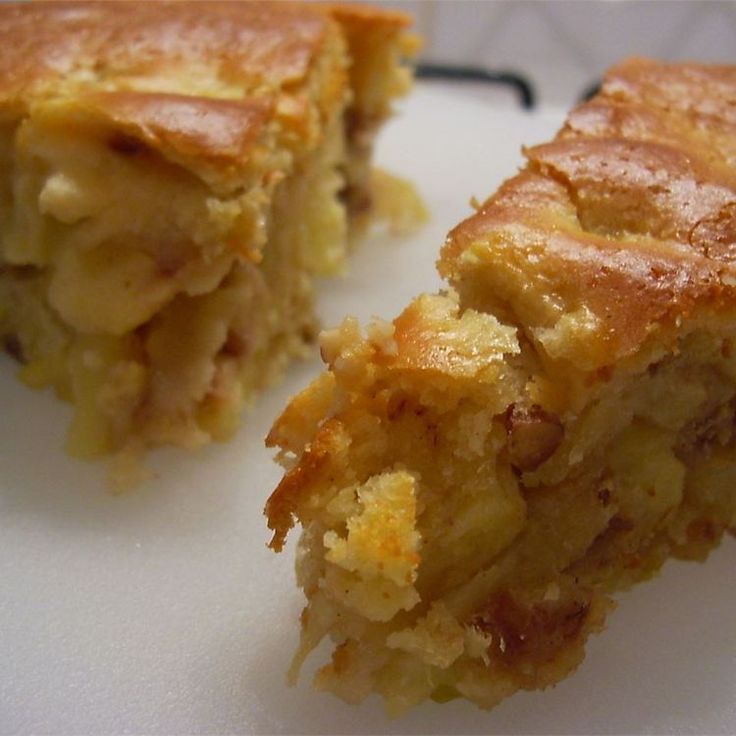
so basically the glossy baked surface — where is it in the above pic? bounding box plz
[442,58,736,370]
[0,2,408,167]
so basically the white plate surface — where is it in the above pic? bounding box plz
[1,83,735,735]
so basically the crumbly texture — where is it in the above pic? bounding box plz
[0,1,414,484]
[265,58,736,714]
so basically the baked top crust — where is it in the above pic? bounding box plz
[0,1,409,167]
[0,1,407,98]
[441,58,736,372]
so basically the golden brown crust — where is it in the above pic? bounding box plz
[0,1,410,164]
[47,92,274,169]
[266,417,349,552]
[444,171,735,368]
[441,58,736,371]
[324,2,411,27]
[603,57,736,125]
[0,2,329,99]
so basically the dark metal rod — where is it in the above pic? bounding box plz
[414,63,536,110]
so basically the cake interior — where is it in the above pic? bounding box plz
[266,292,736,713]
[0,99,353,481]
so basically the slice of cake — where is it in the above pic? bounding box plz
[0,1,415,485]
[265,58,736,714]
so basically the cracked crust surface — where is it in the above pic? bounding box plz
[0,1,409,174]
[441,58,736,372]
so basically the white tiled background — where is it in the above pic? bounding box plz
[384,1,736,106]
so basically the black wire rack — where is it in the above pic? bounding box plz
[415,63,603,108]
[414,63,536,110]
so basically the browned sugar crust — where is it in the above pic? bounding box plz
[441,58,736,372]
[0,2,409,164]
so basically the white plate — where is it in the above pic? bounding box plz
[2,83,734,735]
